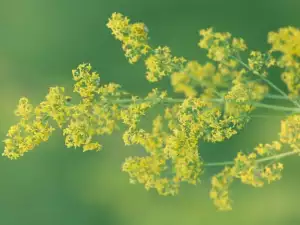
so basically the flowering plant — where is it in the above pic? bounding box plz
[4,13,300,211]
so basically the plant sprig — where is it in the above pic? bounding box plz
[4,12,300,211]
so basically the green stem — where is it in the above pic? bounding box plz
[265,94,290,100]
[249,102,300,113]
[204,150,300,167]
[231,55,300,108]
[251,114,285,118]
[109,97,300,113]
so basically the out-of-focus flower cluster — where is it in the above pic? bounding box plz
[269,27,300,97]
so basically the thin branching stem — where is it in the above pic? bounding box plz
[231,55,300,108]
[109,97,300,113]
[204,150,300,167]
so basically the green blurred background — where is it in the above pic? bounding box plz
[1,0,300,224]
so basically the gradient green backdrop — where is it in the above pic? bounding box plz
[1,0,300,224]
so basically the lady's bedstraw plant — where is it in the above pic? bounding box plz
[3,12,300,211]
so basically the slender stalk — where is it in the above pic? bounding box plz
[265,94,291,100]
[204,150,300,167]
[249,102,300,113]
[108,97,300,113]
[251,114,285,118]
[231,55,300,108]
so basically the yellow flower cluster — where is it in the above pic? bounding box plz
[145,46,186,82]
[122,112,203,194]
[171,61,216,97]
[121,97,204,195]
[106,12,150,64]
[224,80,268,116]
[122,116,177,195]
[199,28,247,62]
[14,97,33,120]
[3,98,55,159]
[107,13,186,82]
[280,115,300,150]
[72,63,103,101]
[64,64,121,151]
[248,51,275,76]
[38,87,70,127]
[4,13,300,211]
[176,99,245,142]
[4,64,123,157]
[210,167,233,211]
[210,141,283,211]
[268,27,300,96]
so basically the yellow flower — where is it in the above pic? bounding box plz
[4,12,300,212]
[14,97,33,120]
[107,12,150,64]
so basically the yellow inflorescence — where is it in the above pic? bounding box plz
[268,27,300,97]
[248,51,275,76]
[280,115,300,150]
[3,13,300,211]
[211,141,283,211]
[106,12,150,64]
[145,46,186,82]
[199,27,247,62]
[4,97,55,159]
[107,13,186,82]
[171,61,216,97]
